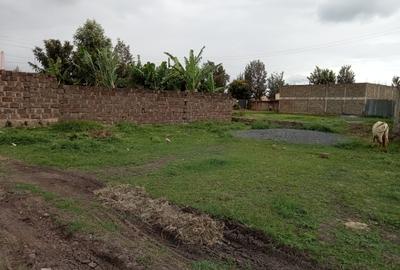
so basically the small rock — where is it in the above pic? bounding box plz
[344,221,369,230]
[88,262,97,268]
[28,253,36,259]
[11,143,17,147]
[43,213,50,218]
[165,138,171,143]
[319,153,330,159]
[79,258,91,264]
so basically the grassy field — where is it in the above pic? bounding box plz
[0,113,399,269]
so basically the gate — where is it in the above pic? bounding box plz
[365,100,395,117]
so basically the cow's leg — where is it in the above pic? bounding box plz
[383,132,389,152]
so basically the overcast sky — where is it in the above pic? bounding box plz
[0,0,399,85]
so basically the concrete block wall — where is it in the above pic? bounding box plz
[279,83,395,116]
[0,71,234,127]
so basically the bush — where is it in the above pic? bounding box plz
[50,139,103,152]
[51,121,103,133]
[251,121,271,130]
[115,122,141,133]
[302,123,334,133]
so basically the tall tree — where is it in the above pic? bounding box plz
[267,72,285,99]
[198,61,229,92]
[114,39,133,87]
[205,61,230,88]
[244,60,267,100]
[228,79,251,100]
[73,19,112,55]
[337,65,355,84]
[164,47,216,92]
[72,19,112,85]
[29,39,74,84]
[392,76,400,135]
[307,66,336,85]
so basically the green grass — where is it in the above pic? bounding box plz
[234,111,387,134]
[1,116,399,269]
[192,260,237,270]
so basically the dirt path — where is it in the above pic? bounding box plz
[0,157,324,270]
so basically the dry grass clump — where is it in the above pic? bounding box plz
[89,129,113,139]
[94,185,224,246]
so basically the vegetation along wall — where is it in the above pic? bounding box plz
[279,83,397,116]
[0,71,234,127]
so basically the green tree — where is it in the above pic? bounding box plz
[244,60,267,100]
[392,76,400,135]
[29,39,74,84]
[337,65,355,84]
[72,19,112,85]
[164,47,216,92]
[114,38,133,87]
[307,66,336,85]
[73,19,111,55]
[228,79,251,100]
[267,72,285,99]
[204,61,230,88]
[129,59,183,91]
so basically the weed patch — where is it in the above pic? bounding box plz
[0,132,49,145]
[51,120,103,133]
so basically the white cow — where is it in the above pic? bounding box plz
[372,121,389,152]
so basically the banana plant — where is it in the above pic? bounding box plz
[81,48,119,89]
[164,46,215,92]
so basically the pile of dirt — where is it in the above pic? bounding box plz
[95,185,224,246]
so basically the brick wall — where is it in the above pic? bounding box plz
[248,100,279,112]
[0,71,234,127]
[279,83,396,116]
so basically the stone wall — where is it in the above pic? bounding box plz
[0,71,233,127]
[279,83,396,116]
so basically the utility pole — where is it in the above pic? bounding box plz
[0,51,4,70]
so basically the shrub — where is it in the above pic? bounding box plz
[251,121,271,130]
[115,122,141,133]
[302,123,334,133]
[51,121,103,133]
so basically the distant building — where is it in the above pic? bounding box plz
[279,83,397,117]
